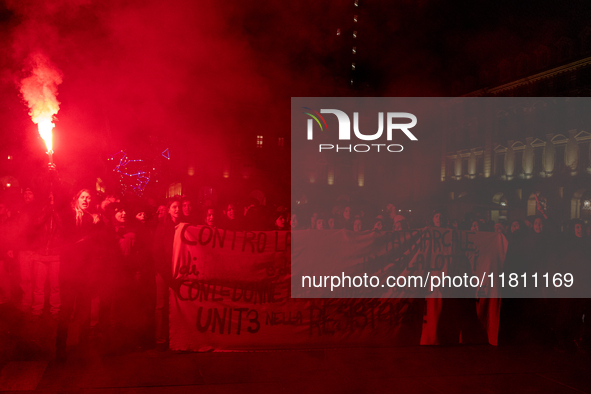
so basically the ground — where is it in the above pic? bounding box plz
[1,308,589,393]
[1,343,590,392]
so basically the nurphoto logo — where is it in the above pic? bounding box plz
[303,107,418,153]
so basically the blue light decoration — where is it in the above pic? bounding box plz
[107,150,160,195]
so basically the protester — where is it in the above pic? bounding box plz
[152,197,184,351]
[56,189,101,362]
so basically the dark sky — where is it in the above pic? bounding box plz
[0,0,589,189]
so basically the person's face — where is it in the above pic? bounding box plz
[182,201,191,217]
[394,221,403,231]
[354,219,362,232]
[374,221,383,231]
[276,216,286,229]
[574,223,583,238]
[115,209,126,224]
[316,219,324,230]
[206,209,214,226]
[157,205,166,219]
[433,213,442,227]
[101,196,117,211]
[78,192,92,211]
[471,221,480,232]
[226,205,235,220]
[343,207,351,220]
[311,213,318,227]
[23,190,34,203]
[534,218,543,234]
[291,214,298,228]
[136,212,146,223]
[328,218,335,229]
[388,205,396,219]
[169,201,180,220]
[494,223,504,233]
[511,221,520,233]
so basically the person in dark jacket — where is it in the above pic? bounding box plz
[56,189,101,362]
[152,197,184,350]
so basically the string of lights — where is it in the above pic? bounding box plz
[107,148,170,195]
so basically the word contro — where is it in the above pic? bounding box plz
[181,225,291,253]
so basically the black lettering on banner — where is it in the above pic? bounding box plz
[232,284,242,302]
[265,311,303,326]
[257,232,267,253]
[247,309,260,333]
[274,232,285,252]
[199,226,213,246]
[196,307,212,333]
[212,228,226,249]
[212,307,227,334]
[442,230,451,248]
[243,231,256,252]
[181,224,197,245]
[235,308,247,335]
[309,302,336,336]
[421,229,432,252]
[432,230,443,253]
[212,283,223,302]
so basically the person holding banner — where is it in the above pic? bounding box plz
[153,197,184,351]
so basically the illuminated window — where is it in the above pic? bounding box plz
[336,28,341,36]
[354,0,359,6]
[256,135,263,148]
[353,30,357,38]
[167,182,182,198]
[354,15,358,22]
[352,47,356,55]
[351,79,354,85]
[278,137,284,148]
[352,62,356,70]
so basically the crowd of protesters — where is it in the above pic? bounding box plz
[0,181,290,362]
[1,185,589,362]
[292,196,591,353]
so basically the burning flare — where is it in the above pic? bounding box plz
[20,52,63,154]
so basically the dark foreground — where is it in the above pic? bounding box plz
[1,333,590,393]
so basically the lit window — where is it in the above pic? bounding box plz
[352,47,356,54]
[353,30,357,38]
[336,28,341,36]
[353,15,358,22]
[7,155,12,160]
[352,62,356,70]
[354,0,359,6]
[351,79,354,85]
[278,137,284,148]
[256,135,263,148]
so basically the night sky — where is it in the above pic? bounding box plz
[0,0,589,195]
